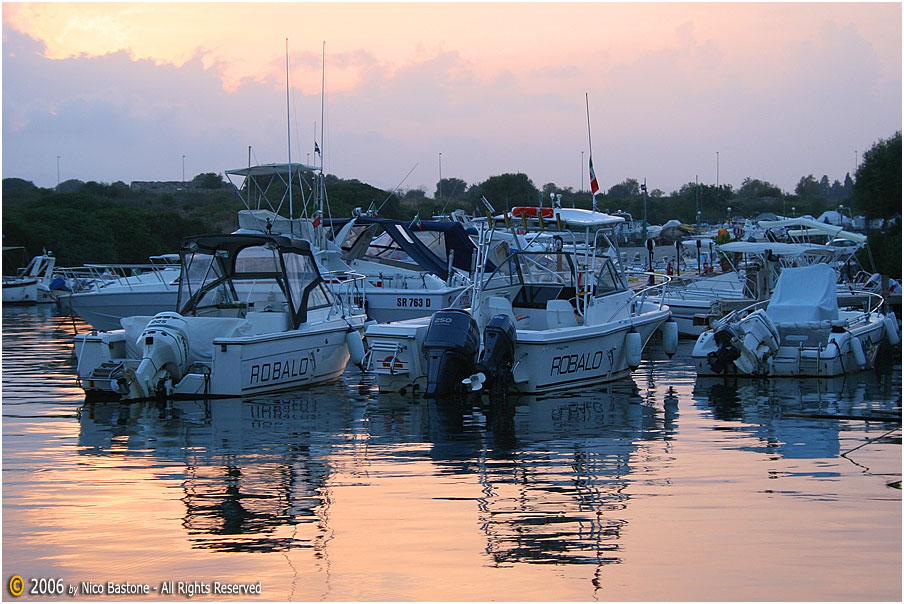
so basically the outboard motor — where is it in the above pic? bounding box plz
[423,309,480,398]
[474,314,517,396]
[121,312,190,399]
[706,327,741,374]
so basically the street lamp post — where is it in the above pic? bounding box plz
[182,155,186,183]
[641,179,648,241]
[438,152,443,200]
[695,174,699,233]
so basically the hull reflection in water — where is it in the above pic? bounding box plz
[78,391,367,554]
[473,380,664,568]
[694,372,901,460]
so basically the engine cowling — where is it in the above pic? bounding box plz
[123,312,190,399]
[474,314,517,396]
[422,309,480,398]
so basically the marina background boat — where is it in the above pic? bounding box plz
[3,304,899,601]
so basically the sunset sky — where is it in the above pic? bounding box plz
[2,2,901,198]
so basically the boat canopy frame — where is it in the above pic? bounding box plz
[176,233,333,329]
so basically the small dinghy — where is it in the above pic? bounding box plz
[74,233,367,400]
[692,263,898,377]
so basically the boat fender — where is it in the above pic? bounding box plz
[850,335,867,368]
[346,330,366,368]
[625,329,642,369]
[661,320,678,358]
[883,315,900,346]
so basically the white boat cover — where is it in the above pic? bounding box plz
[495,207,624,227]
[225,162,319,177]
[235,209,318,242]
[718,241,830,257]
[756,217,867,243]
[765,264,839,324]
[121,315,254,363]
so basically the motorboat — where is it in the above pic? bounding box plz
[658,241,837,337]
[74,233,368,400]
[320,216,475,323]
[2,249,65,304]
[58,255,182,330]
[691,263,899,377]
[365,207,676,397]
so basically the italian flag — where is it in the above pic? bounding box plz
[589,156,599,195]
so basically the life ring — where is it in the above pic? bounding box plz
[511,206,554,219]
[733,226,743,239]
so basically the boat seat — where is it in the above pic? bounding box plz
[488,296,516,322]
[546,299,577,328]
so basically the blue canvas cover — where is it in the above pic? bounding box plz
[324,217,477,280]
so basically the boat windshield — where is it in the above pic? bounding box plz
[595,258,627,294]
[484,251,577,290]
[178,240,334,324]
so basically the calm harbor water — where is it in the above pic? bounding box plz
[2,305,901,601]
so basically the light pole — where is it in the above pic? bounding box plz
[182,155,186,183]
[581,151,584,193]
[695,174,699,233]
[641,179,648,241]
[56,156,60,189]
[716,151,719,187]
[438,152,443,200]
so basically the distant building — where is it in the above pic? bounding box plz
[130,180,203,193]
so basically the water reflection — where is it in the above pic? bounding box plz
[78,390,366,555]
[693,371,901,477]
[75,377,671,570]
[475,383,651,568]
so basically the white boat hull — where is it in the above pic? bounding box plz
[366,305,670,395]
[75,317,361,399]
[508,309,668,393]
[3,279,39,304]
[363,286,470,323]
[692,314,889,377]
[66,288,178,331]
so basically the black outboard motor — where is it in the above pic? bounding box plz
[423,309,480,398]
[706,327,741,374]
[475,314,517,396]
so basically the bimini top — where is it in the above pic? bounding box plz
[323,216,476,280]
[756,217,867,243]
[181,233,312,258]
[499,207,625,228]
[225,162,320,178]
[718,241,832,257]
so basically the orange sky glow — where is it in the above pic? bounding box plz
[3,2,901,194]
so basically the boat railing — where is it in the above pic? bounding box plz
[711,290,886,332]
[628,273,672,312]
[55,263,180,294]
[321,269,368,318]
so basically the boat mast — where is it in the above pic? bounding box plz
[286,38,293,223]
[585,92,596,213]
[318,40,326,248]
